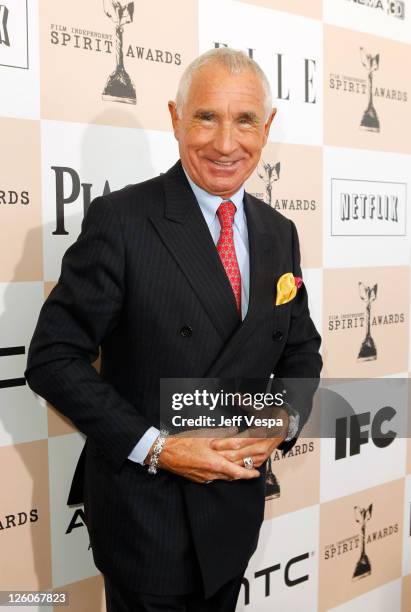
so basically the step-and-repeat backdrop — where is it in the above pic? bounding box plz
[1,1,410,610]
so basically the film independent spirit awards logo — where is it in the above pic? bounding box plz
[265,442,315,500]
[49,0,182,106]
[328,281,405,362]
[324,501,399,581]
[253,160,316,213]
[329,46,408,133]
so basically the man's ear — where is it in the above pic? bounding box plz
[168,101,180,140]
[262,107,277,146]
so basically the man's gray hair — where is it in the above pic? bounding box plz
[175,47,273,120]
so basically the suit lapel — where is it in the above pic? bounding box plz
[150,161,282,369]
[149,161,241,343]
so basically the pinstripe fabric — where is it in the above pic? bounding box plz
[24,160,322,597]
[104,569,244,610]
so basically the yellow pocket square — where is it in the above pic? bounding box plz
[276,273,302,306]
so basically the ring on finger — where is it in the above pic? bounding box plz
[243,456,254,470]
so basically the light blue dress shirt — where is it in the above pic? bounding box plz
[127,169,250,465]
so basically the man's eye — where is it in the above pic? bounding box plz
[238,117,253,126]
[201,114,214,121]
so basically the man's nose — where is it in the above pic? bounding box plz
[212,122,237,155]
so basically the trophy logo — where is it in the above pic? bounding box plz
[265,455,281,500]
[257,160,280,207]
[357,282,378,362]
[102,0,136,105]
[359,47,380,133]
[352,504,373,581]
[0,5,10,47]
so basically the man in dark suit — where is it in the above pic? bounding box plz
[25,48,322,611]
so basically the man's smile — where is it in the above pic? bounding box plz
[204,158,244,172]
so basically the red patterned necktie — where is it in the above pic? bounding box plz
[216,201,241,315]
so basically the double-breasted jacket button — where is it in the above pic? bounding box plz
[180,325,193,337]
[272,330,283,341]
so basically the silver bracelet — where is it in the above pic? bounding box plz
[148,429,169,475]
[283,404,300,442]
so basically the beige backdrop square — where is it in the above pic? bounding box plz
[0,440,51,589]
[322,267,409,377]
[403,574,411,612]
[236,0,322,20]
[40,0,198,129]
[0,118,42,282]
[324,25,411,153]
[246,142,322,268]
[47,407,77,438]
[54,575,106,612]
[408,374,411,475]
[319,478,404,611]
[264,438,320,520]
[265,395,321,519]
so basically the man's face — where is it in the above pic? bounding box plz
[169,63,276,199]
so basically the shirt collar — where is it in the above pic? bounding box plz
[182,166,245,229]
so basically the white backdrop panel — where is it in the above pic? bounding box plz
[41,120,179,280]
[198,0,323,146]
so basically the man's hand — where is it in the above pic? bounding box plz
[144,428,261,484]
[209,409,290,468]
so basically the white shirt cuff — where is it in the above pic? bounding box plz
[127,426,160,465]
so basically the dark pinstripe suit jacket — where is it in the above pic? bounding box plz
[25,160,322,597]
